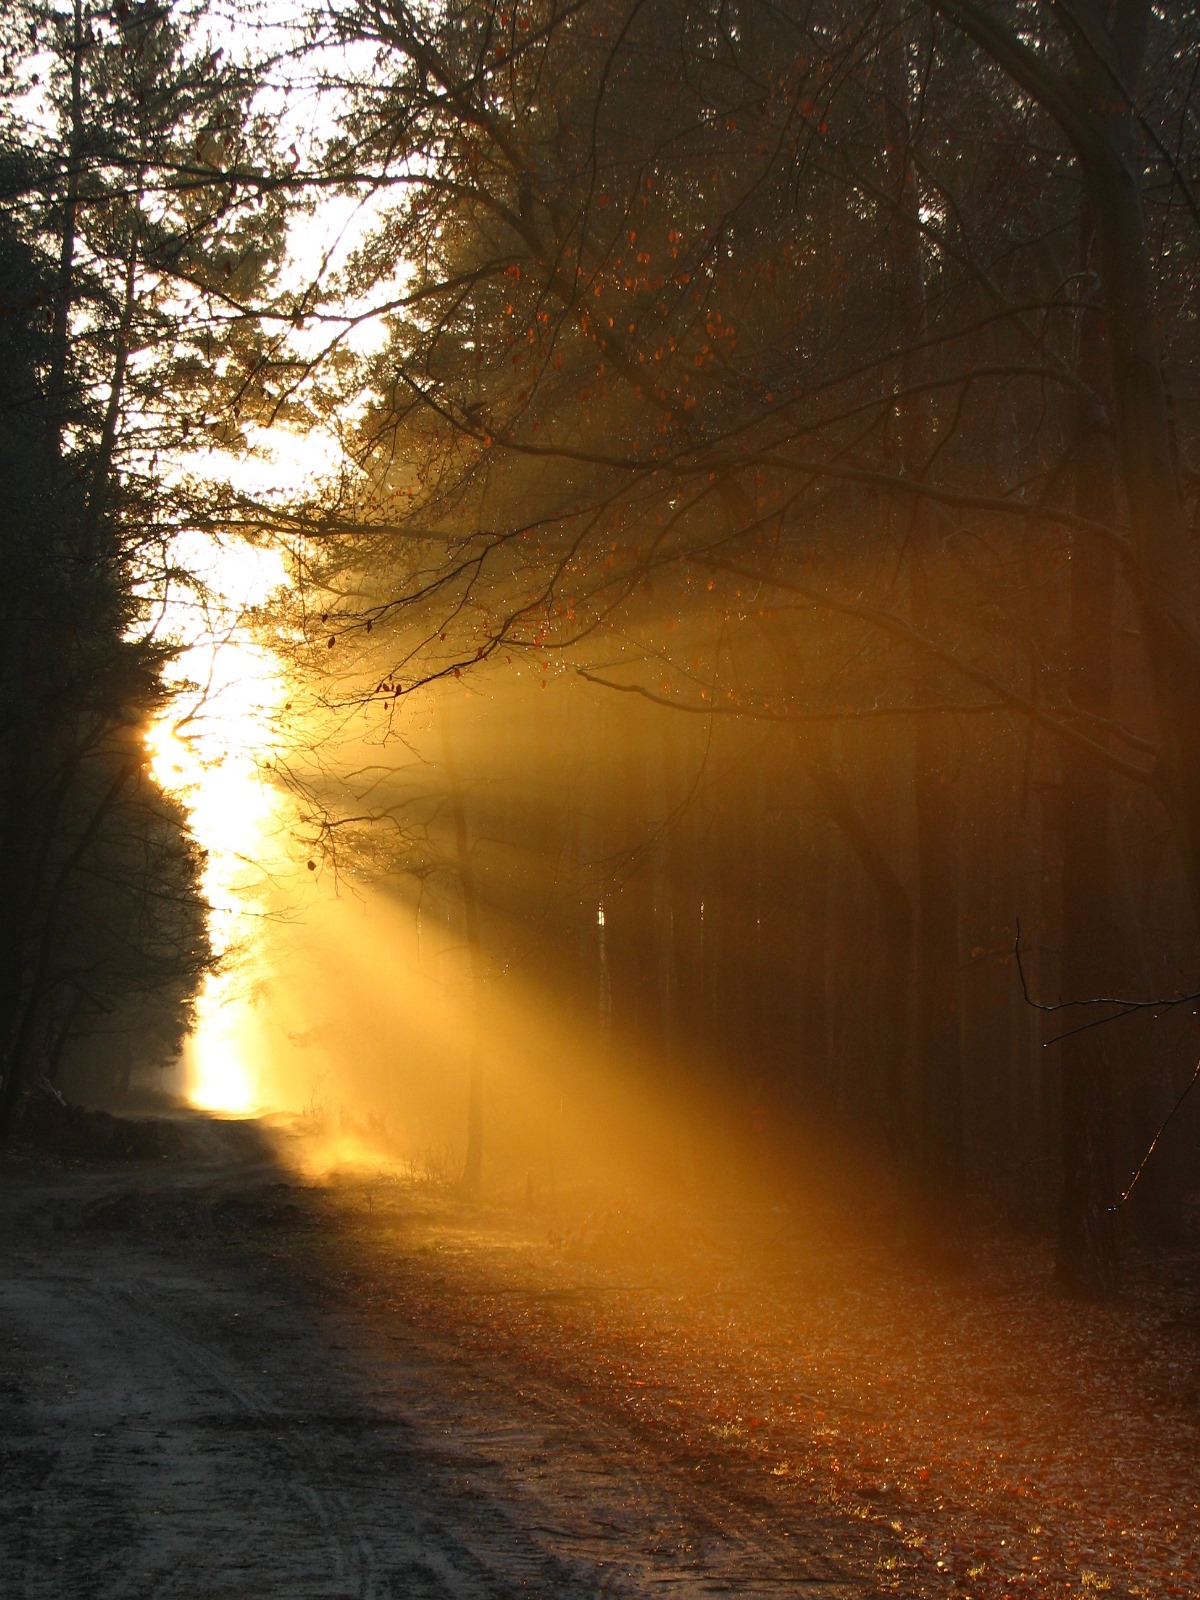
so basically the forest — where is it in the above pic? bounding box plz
[3,0,1200,1316]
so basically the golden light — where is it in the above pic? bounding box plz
[142,529,728,1190]
[147,534,292,1115]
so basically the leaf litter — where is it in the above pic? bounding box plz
[281,1173,1200,1600]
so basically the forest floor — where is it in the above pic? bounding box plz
[1,1111,1198,1599]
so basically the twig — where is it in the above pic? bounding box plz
[1013,920,1200,1044]
[1013,922,1200,1210]
[1112,1060,1200,1211]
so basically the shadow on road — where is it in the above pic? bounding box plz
[0,1108,869,1600]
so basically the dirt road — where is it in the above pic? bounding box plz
[4,1116,1197,1599]
[0,1120,871,1600]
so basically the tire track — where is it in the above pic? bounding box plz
[1,1138,880,1599]
[104,1274,380,1600]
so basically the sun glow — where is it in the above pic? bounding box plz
[147,535,292,1114]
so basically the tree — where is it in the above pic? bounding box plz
[936,1,1200,907]
[247,0,1200,1286]
[0,0,292,1137]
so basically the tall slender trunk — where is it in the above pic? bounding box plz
[1057,229,1119,1295]
[46,0,86,466]
[802,750,912,1149]
[441,719,484,1195]
[910,563,963,1199]
[654,721,683,1077]
[887,42,963,1200]
[796,822,832,1107]
[1084,143,1200,931]
[84,202,141,558]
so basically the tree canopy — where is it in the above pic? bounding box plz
[6,0,1200,1296]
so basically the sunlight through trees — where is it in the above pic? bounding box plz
[5,0,1200,1304]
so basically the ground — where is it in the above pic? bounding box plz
[1,1114,1197,1599]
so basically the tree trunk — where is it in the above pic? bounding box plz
[886,40,963,1200]
[1056,236,1119,1296]
[796,822,832,1107]
[1084,142,1200,931]
[46,0,85,467]
[910,576,964,1201]
[943,0,1200,932]
[802,751,912,1149]
[441,718,484,1196]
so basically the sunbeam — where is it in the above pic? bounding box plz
[147,537,292,1114]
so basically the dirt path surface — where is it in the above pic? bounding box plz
[0,1119,867,1600]
[3,1117,1198,1599]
